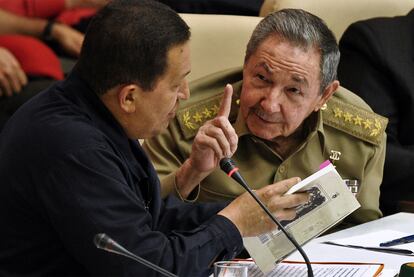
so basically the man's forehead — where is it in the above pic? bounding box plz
[253,60,312,88]
[165,43,191,76]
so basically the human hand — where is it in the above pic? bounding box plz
[0,47,28,97]
[218,177,310,237]
[51,23,84,57]
[65,0,110,9]
[188,84,238,173]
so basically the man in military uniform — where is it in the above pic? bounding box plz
[144,9,388,225]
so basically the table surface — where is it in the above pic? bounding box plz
[286,212,414,273]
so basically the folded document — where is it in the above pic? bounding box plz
[243,163,361,273]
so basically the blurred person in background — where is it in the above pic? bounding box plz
[0,0,109,130]
[338,10,414,215]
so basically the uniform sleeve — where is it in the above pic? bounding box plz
[143,126,189,198]
[347,133,386,224]
[41,147,243,276]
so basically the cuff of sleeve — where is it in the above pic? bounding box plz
[169,172,200,203]
[207,215,244,259]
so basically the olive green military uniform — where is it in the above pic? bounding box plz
[143,68,388,225]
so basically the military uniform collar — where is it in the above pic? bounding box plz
[233,110,250,137]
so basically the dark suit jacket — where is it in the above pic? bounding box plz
[0,72,243,276]
[338,9,414,215]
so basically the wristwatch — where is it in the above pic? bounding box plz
[42,20,55,42]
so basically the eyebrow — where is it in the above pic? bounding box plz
[182,70,191,78]
[174,70,191,83]
[256,62,273,74]
[292,75,309,87]
[256,62,309,87]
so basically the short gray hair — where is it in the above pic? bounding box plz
[245,9,340,92]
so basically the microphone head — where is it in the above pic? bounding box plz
[94,233,109,250]
[220,157,236,174]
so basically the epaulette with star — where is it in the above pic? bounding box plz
[322,95,388,146]
[176,92,240,140]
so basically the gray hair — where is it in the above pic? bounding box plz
[245,9,340,92]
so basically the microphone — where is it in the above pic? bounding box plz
[94,233,178,277]
[220,158,314,277]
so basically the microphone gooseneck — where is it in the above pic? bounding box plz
[93,233,178,277]
[220,158,314,277]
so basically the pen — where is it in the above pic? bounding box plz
[323,241,413,256]
[380,234,414,247]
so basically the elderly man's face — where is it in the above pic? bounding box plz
[240,35,326,141]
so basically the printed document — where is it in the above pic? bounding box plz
[247,261,383,277]
[243,164,361,273]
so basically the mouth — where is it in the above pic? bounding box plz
[168,103,179,117]
[252,108,283,124]
[168,110,176,118]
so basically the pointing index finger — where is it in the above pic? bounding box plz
[217,84,233,118]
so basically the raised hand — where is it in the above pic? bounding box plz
[189,84,238,173]
[174,84,239,198]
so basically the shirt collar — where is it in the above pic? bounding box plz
[233,110,251,137]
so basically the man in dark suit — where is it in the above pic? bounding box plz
[338,10,414,215]
[0,1,308,276]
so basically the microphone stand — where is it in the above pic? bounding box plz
[220,158,314,277]
[94,233,178,277]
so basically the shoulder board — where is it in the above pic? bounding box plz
[176,88,240,140]
[176,68,242,140]
[322,95,388,146]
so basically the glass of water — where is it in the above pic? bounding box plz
[214,261,248,277]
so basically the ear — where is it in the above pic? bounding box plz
[118,84,140,113]
[314,80,339,112]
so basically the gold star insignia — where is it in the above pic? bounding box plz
[363,119,372,129]
[211,104,219,115]
[236,99,240,105]
[374,119,382,130]
[370,129,380,137]
[182,111,195,130]
[343,112,353,122]
[193,112,203,123]
[353,115,363,126]
[333,107,343,118]
[202,108,212,118]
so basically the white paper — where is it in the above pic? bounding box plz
[245,261,382,277]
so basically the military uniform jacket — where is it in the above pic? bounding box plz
[0,72,243,276]
[144,68,388,225]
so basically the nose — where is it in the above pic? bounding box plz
[260,88,282,113]
[178,80,190,100]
